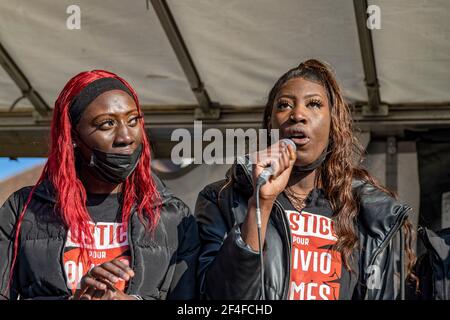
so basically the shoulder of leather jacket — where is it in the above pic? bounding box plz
[352,179,410,241]
[197,178,228,201]
[196,179,230,217]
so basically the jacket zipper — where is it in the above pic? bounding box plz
[60,228,71,297]
[273,200,292,299]
[125,210,135,295]
[239,161,292,299]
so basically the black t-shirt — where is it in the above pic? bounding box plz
[278,189,359,300]
[63,192,131,293]
[85,192,123,223]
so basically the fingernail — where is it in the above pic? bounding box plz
[112,276,119,282]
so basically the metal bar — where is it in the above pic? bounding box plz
[3,102,450,126]
[386,136,397,192]
[353,0,387,116]
[0,42,50,117]
[150,0,219,119]
[399,226,406,300]
[386,135,403,300]
[3,113,450,158]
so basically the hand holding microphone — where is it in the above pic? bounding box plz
[251,138,297,203]
[244,138,297,300]
[256,139,297,186]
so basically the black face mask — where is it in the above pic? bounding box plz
[77,143,143,184]
[293,146,331,173]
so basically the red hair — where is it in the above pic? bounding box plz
[7,70,161,293]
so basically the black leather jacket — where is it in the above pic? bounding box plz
[0,175,199,300]
[195,157,411,300]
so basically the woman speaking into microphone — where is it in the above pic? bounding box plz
[0,70,199,300]
[195,59,417,300]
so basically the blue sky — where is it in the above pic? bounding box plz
[0,157,46,181]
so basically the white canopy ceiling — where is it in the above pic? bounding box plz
[372,0,450,103]
[0,0,449,157]
[0,0,196,110]
[1,0,449,110]
[168,0,367,105]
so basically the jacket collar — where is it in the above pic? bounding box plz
[32,173,173,208]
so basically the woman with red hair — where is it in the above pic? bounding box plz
[0,70,199,300]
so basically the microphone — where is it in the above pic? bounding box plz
[256,138,297,187]
[253,138,296,300]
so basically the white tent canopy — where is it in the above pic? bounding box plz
[0,0,450,158]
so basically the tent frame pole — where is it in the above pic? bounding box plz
[151,0,220,120]
[0,43,50,117]
[353,0,388,117]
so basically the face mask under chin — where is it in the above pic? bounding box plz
[293,146,330,173]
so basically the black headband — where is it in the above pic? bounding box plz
[69,77,133,125]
